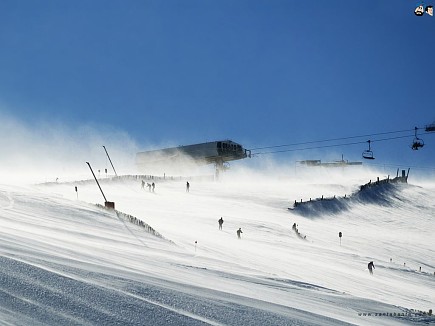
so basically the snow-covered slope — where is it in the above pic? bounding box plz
[0,168,434,325]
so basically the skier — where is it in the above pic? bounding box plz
[218,217,224,230]
[368,261,375,275]
[152,182,155,192]
[186,181,190,193]
[141,180,145,189]
[237,228,243,239]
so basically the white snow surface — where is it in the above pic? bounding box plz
[0,167,434,325]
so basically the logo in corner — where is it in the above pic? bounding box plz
[415,3,434,16]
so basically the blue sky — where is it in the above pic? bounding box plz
[0,1,434,171]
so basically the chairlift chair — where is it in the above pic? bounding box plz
[411,127,424,150]
[362,140,375,160]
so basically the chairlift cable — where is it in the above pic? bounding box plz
[249,128,415,151]
[252,140,367,156]
[251,132,430,156]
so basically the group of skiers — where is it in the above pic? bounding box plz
[141,180,191,193]
[141,180,155,192]
[292,223,307,240]
[139,180,246,240]
[218,217,243,239]
[139,179,379,275]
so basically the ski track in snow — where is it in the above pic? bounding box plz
[0,191,14,210]
[0,255,352,326]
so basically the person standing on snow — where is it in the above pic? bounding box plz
[186,181,190,193]
[368,261,375,275]
[237,228,243,239]
[218,217,224,230]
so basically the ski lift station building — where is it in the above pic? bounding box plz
[136,140,250,173]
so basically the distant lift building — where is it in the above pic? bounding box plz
[298,155,362,167]
[136,140,251,175]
